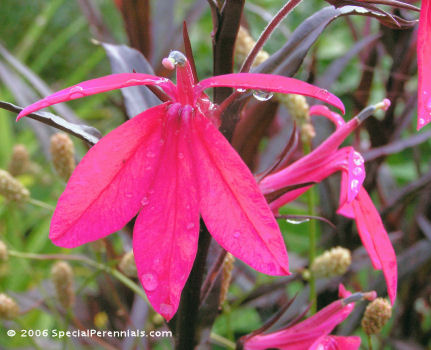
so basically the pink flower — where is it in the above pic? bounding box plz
[418,0,431,129]
[259,103,397,305]
[242,284,370,350]
[17,51,344,320]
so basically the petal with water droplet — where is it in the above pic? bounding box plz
[133,110,200,321]
[49,104,168,248]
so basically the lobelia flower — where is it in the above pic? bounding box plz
[242,284,374,350]
[418,0,431,129]
[259,101,397,305]
[17,51,344,320]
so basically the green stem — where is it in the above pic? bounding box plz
[368,334,373,350]
[304,141,317,314]
[210,332,236,349]
[8,250,148,302]
[28,198,55,211]
[14,319,44,350]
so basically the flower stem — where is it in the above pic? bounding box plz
[303,141,317,314]
[28,198,55,211]
[240,0,303,73]
[368,334,373,350]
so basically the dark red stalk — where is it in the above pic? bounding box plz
[240,0,303,73]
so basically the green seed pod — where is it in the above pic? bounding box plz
[0,169,30,203]
[362,298,392,335]
[51,261,75,309]
[50,133,76,181]
[311,246,351,278]
[0,293,19,320]
[119,251,137,278]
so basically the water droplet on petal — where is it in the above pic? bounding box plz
[146,166,152,171]
[186,205,190,210]
[69,86,85,99]
[352,167,363,176]
[141,197,149,206]
[160,303,174,316]
[149,189,155,194]
[125,193,133,198]
[141,273,158,291]
[350,179,359,190]
[186,223,195,230]
[352,152,364,166]
[146,151,156,158]
[419,118,425,126]
[236,88,246,93]
[233,231,240,238]
[286,218,310,224]
[178,152,184,159]
[426,97,431,112]
[318,89,330,100]
[159,139,165,145]
[253,90,273,101]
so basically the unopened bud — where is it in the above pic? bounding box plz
[94,311,108,329]
[0,293,19,320]
[8,144,30,176]
[50,133,75,181]
[219,253,235,306]
[119,251,137,278]
[311,246,351,278]
[235,26,269,67]
[362,298,392,335]
[51,261,75,309]
[0,169,30,202]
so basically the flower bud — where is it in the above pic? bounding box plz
[235,26,269,67]
[8,144,30,177]
[51,261,75,309]
[361,298,392,335]
[119,251,137,278]
[50,133,75,181]
[94,311,108,329]
[0,169,30,203]
[311,246,351,278]
[219,253,235,306]
[0,293,19,320]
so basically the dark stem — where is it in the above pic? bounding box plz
[173,220,212,349]
[240,0,303,73]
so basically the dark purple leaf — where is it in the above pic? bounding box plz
[101,42,161,118]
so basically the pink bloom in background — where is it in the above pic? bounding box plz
[17,51,344,320]
[243,284,369,350]
[259,103,397,305]
[418,0,431,129]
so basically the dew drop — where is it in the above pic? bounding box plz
[285,218,310,224]
[146,151,156,158]
[149,189,155,194]
[125,193,133,198]
[318,89,330,100]
[125,78,143,85]
[352,152,364,166]
[233,231,240,238]
[419,118,425,126]
[69,86,85,99]
[178,152,184,159]
[160,303,174,316]
[426,97,431,112]
[236,88,246,93]
[350,179,359,190]
[252,90,274,101]
[186,223,195,230]
[141,197,149,206]
[186,205,191,210]
[159,139,165,145]
[352,167,363,176]
[145,166,152,171]
[141,273,158,291]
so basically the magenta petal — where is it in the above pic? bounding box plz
[133,110,200,321]
[352,188,397,304]
[17,73,174,120]
[417,0,431,129]
[190,112,290,276]
[347,150,366,203]
[49,103,168,248]
[313,335,361,350]
[195,73,345,114]
[309,105,345,129]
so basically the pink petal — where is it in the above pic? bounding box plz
[133,105,200,321]
[417,0,431,129]
[195,73,345,114]
[49,103,168,248]
[309,105,345,129]
[190,111,290,276]
[17,73,175,120]
[312,335,361,350]
[351,188,397,304]
[347,150,366,203]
